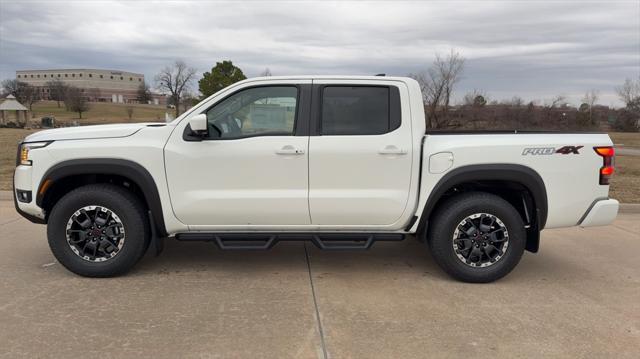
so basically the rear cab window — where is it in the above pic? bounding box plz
[320,85,401,135]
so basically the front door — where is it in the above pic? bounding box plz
[165,82,311,227]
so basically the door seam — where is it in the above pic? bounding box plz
[306,79,314,224]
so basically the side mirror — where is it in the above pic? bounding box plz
[188,114,208,134]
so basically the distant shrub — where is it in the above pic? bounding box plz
[612,109,640,132]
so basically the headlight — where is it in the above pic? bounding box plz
[18,141,51,166]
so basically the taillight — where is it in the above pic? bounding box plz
[594,146,615,185]
[594,147,615,157]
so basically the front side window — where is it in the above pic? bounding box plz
[205,86,297,139]
[321,86,393,135]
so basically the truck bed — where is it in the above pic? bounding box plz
[416,132,613,229]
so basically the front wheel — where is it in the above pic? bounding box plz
[47,184,150,277]
[427,192,526,283]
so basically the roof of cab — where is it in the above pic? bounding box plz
[245,75,413,81]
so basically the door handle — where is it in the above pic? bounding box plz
[276,145,305,155]
[378,145,407,155]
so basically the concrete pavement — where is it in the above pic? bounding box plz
[1,200,639,358]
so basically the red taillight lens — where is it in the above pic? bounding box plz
[600,166,614,176]
[594,146,615,185]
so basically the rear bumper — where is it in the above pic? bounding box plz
[579,198,619,227]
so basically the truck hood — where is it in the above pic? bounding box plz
[24,123,165,142]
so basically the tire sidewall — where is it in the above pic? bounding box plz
[429,193,526,283]
[47,185,148,277]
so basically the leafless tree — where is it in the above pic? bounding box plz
[126,106,134,120]
[45,79,67,107]
[545,95,567,109]
[614,77,640,132]
[85,88,102,102]
[409,49,465,128]
[581,89,599,125]
[155,60,196,117]
[259,68,272,77]
[1,79,39,115]
[463,89,488,106]
[460,89,488,129]
[180,91,197,114]
[137,82,152,104]
[64,86,89,119]
[508,96,525,107]
[1,79,20,98]
[539,95,568,127]
[616,77,640,108]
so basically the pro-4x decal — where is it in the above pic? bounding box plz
[522,146,583,155]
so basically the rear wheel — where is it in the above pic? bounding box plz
[427,192,526,283]
[47,184,149,277]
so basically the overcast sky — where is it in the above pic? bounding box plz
[1,0,638,106]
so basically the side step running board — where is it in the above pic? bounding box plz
[175,232,405,250]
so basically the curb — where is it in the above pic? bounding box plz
[1,189,640,213]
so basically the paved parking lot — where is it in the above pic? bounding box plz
[1,199,639,358]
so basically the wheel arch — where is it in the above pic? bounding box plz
[417,164,548,252]
[36,158,167,237]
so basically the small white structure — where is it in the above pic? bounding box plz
[0,95,29,126]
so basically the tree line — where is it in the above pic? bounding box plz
[162,55,638,132]
[409,50,639,132]
[1,55,637,132]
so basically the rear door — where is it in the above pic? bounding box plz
[308,80,414,226]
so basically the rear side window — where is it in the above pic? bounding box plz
[321,86,399,135]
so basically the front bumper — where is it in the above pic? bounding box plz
[13,165,46,224]
[579,198,619,227]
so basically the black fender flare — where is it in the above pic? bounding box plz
[418,164,548,250]
[37,158,167,237]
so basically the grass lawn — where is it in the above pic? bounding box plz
[1,127,639,203]
[28,100,170,125]
[609,154,640,203]
[0,128,37,191]
[609,132,640,149]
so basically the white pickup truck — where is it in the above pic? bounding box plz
[14,76,619,282]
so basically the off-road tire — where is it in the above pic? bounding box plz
[47,184,149,277]
[427,192,526,283]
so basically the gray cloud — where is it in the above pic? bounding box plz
[1,0,638,105]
